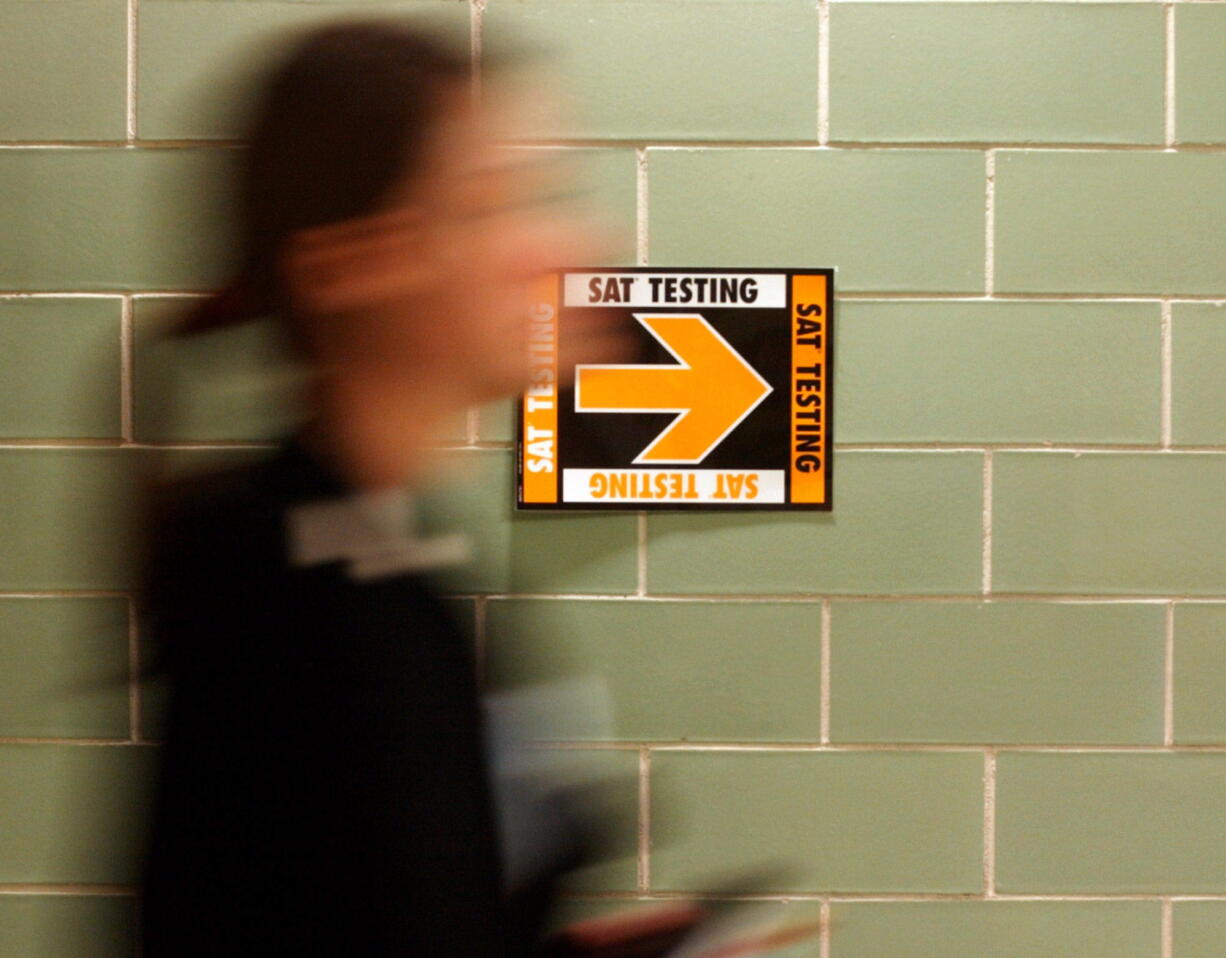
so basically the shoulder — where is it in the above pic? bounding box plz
[141,451,300,637]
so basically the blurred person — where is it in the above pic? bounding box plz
[139,20,825,958]
[138,21,627,957]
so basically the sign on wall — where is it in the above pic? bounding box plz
[517,267,833,511]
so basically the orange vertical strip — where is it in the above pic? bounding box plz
[790,274,829,504]
[522,273,560,503]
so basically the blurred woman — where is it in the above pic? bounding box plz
[139,21,619,956]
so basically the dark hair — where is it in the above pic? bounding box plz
[180,21,470,336]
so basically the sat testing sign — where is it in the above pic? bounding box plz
[517,267,833,510]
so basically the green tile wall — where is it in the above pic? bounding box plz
[0,744,154,884]
[829,602,1164,744]
[993,452,1226,595]
[0,299,122,439]
[1172,604,1226,745]
[478,399,516,444]
[996,752,1226,893]
[483,0,818,141]
[1174,902,1226,958]
[647,452,982,595]
[829,901,1159,958]
[139,2,471,140]
[648,149,985,292]
[836,301,1159,443]
[6,1,1226,953]
[829,3,1163,145]
[486,600,821,741]
[0,450,143,591]
[994,151,1226,295]
[0,896,134,958]
[650,751,984,893]
[0,0,128,141]
[0,149,239,291]
[1172,303,1226,446]
[1175,4,1226,145]
[0,599,130,739]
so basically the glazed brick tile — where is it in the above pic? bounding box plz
[830,2,1162,144]
[648,149,984,292]
[486,599,821,742]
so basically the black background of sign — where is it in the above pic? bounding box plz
[556,306,792,473]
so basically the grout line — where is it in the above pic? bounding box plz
[532,139,1216,152]
[0,590,1150,603]
[1161,300,1174,448]
[469,0,485,105]
[1,291,208,301]
[983,749,997,897]
[984,151,996,296]
[13,138,1226,153]
[530,741,1211,753]
[127,598,141,743]
[0,738,148,746]
[636,513,648,596]
[820,600,831,745]
[838,293,1226,303]
[1163,897,1174,958]
[1165,2,1177,148]
[5,291,1226,305]
[1165,601,1176,747]
[10,590,1226,606]
[430,440,511,452]
[819,899,831,958]
[461,592,1226,605]
[0,591,132,600]
[0,293,136,301]
[0,884,1221,904]
[817,0,830,146]
[0,440,276,450]
[473,595,488,689]
[638,747,651,892]
[20,439,1226,454]
[0,140,245,150]
[632,151,649,601]
[126,0,138,141]
[565,891,1226,904]
[636,147,649,266]
[837,443,1226,452]
[0,885,136,897]
[120,296,134,444]
[13,736,1226,752]
[982,450,994,596]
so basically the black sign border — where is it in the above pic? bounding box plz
[515,266,835,513]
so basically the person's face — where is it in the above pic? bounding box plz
[291,80,626,402]
[401,84,591,400]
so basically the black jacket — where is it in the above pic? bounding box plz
[140,439,515,957]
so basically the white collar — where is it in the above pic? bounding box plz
[284,488,470,581]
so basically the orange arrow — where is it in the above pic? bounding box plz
[574,313,772,464]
